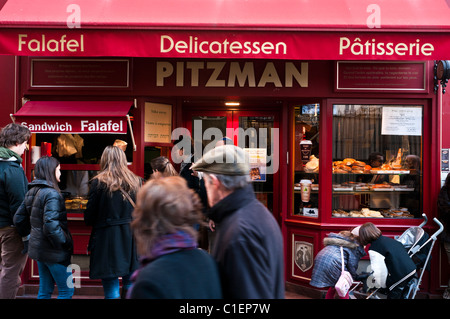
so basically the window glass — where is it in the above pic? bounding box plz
[293,104,320,217]
[239,116,275,212]
[35,132,134,163]
[332,104,422,219]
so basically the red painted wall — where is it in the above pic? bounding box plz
[0,55,16,128]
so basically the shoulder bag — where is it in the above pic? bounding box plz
[119,187,136,208]
[335,246,353,297]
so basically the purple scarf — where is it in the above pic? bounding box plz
[129,230,198,285]
[145,230,197,262]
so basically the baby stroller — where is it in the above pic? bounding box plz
[365,213,444,299]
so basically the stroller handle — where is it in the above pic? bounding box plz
[432,217,444,239]
[418,213,428,228]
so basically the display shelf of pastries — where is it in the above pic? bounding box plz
[304,155,319,173]
[332,184,354,191]
[380,208,414,218]
[333,158,410,174]
[331,182,414,193]
[370,184,394,191]
[332,208,384,218]
[332,207,414,218]
[354,183,370,191]
[65,197,88,212]
[392,185,415,191]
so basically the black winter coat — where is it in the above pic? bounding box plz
[84,179,139,279]
[208,184,284,299]
[129,249,222,299]
[369,235,417,290]
[437,183,450,242]
[0,159,28,228]
[14,180,73,266]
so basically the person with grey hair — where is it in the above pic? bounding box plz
[191,144,284,299]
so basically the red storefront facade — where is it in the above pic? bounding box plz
[1,0,449,297]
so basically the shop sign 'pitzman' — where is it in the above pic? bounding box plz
[156,61,308,88]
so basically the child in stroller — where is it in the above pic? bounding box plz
[355,214,443,299]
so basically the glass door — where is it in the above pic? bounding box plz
[183,108,281,224]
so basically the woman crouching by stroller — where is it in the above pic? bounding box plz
[357,222,417,299]
[310,229,366,299]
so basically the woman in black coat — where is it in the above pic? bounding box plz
[84,146,142,299]
[14,156,74,299]
[437,173,450,299]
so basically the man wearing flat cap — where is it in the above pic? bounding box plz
[191,145,284,299]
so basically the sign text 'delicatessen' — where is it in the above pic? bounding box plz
[0,29,448,60]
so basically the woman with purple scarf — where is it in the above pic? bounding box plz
[127,176,222,299]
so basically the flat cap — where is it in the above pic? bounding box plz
[191,145,250,176]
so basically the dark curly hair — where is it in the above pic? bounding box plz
[0,123,31,148]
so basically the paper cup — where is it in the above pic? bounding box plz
[300,140,312,164]
[31,146,41,164]
[300,179,312,202]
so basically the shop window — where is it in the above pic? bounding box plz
[293,104,320,217]
[332,104,422,219]
[32,132,134,214]
[239,116,275,212]
[35,132,134,165]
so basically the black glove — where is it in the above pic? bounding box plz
[355,271,373,281]
[21,240,29,254]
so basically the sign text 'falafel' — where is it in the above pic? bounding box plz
[18,34,85,53]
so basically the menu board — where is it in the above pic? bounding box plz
[144,102,172,143]
[381,106,422,136]
[336,62,426,92]
[244,148,266,182]
[31,59,130,88]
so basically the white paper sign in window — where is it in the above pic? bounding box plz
[381,106,422,136]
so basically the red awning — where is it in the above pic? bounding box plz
[2,0,450,60]
[12,101,133,134]
[1,0,450,30]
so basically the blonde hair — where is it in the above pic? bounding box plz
[93,146,141,194]
[150,156,178,177]
[131,176,203,255]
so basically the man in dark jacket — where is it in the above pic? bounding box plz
[191,145,284,299]
[0,123,31,298]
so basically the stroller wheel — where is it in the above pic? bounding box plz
[443,289,450,299]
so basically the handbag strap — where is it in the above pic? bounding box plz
[119,187,136,208]
[340,246,345,272]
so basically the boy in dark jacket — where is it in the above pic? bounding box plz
[0,123,30,299]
